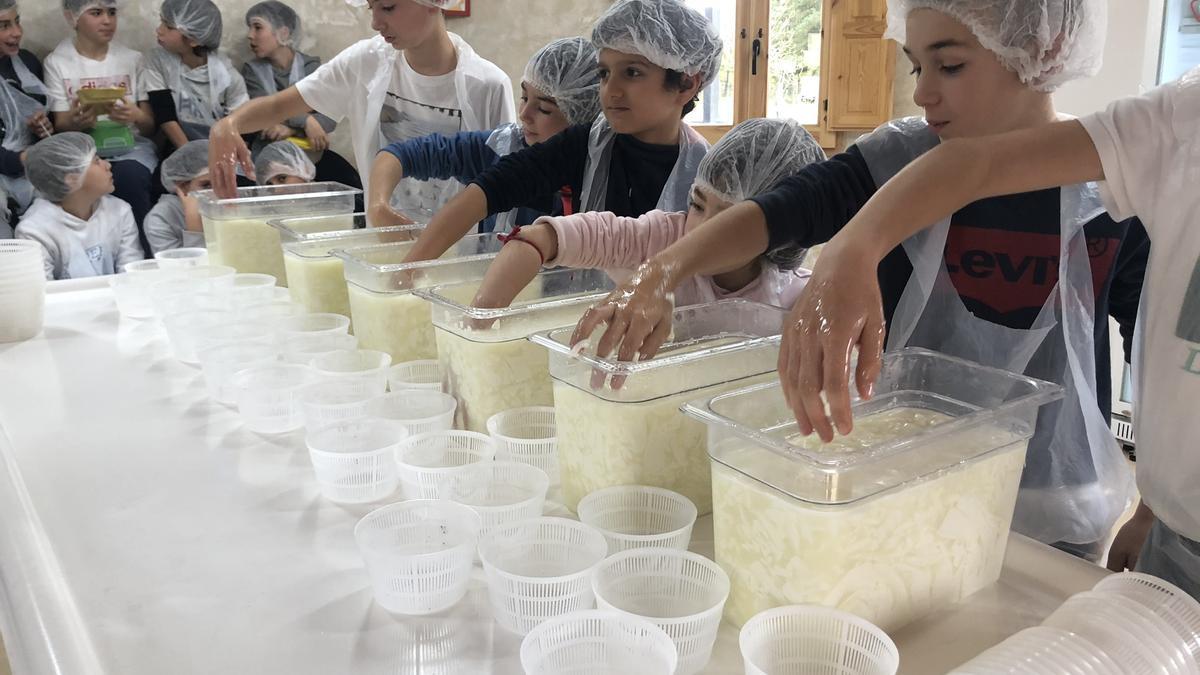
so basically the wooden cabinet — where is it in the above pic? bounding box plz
[823,0,895,130]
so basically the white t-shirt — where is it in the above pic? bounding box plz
[381,60,464,213]
[1079,65,1200,540]
[15,195,143,280]
[141,48,249,133]
[43,39,148,112]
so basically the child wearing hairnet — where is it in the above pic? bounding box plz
[397,0,721,264]
[241,1,360,190]
[369,37,601,233]
[43,0,158,247]
[208,0,512,206]
[0,0,54,217]
[144,138,208,254]
[15,132,142,279]
[144,0,249,150]
[779,64,1200,598]
[571,0,1150,563]
[253,140,314,186]
[471,118,823,311]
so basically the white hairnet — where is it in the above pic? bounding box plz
[254,141,315,185]
[63,0,115,26]
[161,0,223,51]
[343,0,455,9]
[26,132,96,203]
[884,0,1106,92]
[161,140,210,191]
[245,1,300,48]
[0,1,17,14]
[694,118,826,270]
[523,37,602,127]
[592,0,723,90]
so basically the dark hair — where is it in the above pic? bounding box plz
[663,69,699,117]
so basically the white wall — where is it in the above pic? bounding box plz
[1053,0,1164,117]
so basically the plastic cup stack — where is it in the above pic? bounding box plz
[153,247,208,268]
[0,241,46,342]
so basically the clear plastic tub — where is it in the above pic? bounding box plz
[591,548,729,675]
[394,430,496,499]
[232,364,314,434]
[486,407,558,488]
[387,359,447,393]
[366,390,457,438]
[195,182,360,285]
[443,461,550,539]
[354,500,480,616]
[576,485,698,555]
[305,418,407,504]
[477,517,608,636]
[1093,572,1200,664]
[531,299,785,512]
[198,342,279,405]
[739,605,899,675]
[153,247,208,267]
[270,213,422,319]
[520,609,678,675]
[681,348,1065,630]
[310,349,392,394]
[417,268,615,432]
[297,379,377,430]
[336,234,503,363]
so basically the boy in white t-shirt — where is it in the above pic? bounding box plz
[15,132,142,280]
[143,0,249,151]
[777,65,1200,598]
[43,0,158,249]
[207,0,513,203]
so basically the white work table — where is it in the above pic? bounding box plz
[0,283,1108,675]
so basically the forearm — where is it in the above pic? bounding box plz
[368,152,404,213]
[648,200,771,290]
[404,184,489,262]
[134,102,155,136]
[470,225,558,309]
[223,87,310,135]
[52,110,88,132]
[163,121,189,149]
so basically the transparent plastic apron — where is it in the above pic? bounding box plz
[578,116,708,213]
[0,76,41,211]
[484,122,526,234]
[858,118,1134,546]
[173,56,235,141]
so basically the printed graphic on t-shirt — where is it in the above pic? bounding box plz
[1177,257,1200,344]
[65,75,131,101]
[379,92,462,143]
[944,225,1118,320]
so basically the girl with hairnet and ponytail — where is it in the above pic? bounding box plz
[15,132,141,280]
[0,0,54,220]
[44,0,158,250]
[398,0,721,263]
[571,0,1151,564]
[470,118,824,312]
[144,138,208,255]
[207,0,512,204]
[144,0,249,151]
[368,36,601,234]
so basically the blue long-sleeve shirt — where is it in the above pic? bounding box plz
[380,129,553,233]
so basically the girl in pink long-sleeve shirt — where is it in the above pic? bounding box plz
[472,118,825,310]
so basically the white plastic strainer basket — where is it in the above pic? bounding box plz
[298,380,377,431]
[519,609,678,675]
[444,461,550,539]
[281,332,359,366]
[1043,591,1191,675]
[154,246,208,267]
[486,407,558,486]
[591,548,730,675]
[478,517,608,636]
[306,418,407,503]
[311,348,392,394]
[1094,572,1200,664]
[388,359,448,393]
[949,625,1120,674]
[354,499,480,615]
[576,485,698,555]
[395,430,495,499]
[198,341,279,404]
[163,308,232,364]
[739,605,900,675]
[277,312,351,341]
[233,364,314,434]
[368,390,457,437]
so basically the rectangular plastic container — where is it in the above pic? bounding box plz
[335,235,503,365]
[681,348,1064,632]
[269,213,423,319]
[530,299,785,514]
[415,268,615,432]
[195,182,361,285]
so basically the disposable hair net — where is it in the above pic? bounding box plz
[245,1,300,48]
[26,132,96,203]
[254,141,315,185]
[63,0,116,27]
[160,140,210,192]
[523,37,602,127]
[884,0,1106,92]
[693,118,826,270]
[592,0,723,90]
[343,0,455,8]
[161,0,224,51]
[0,1,16,13]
